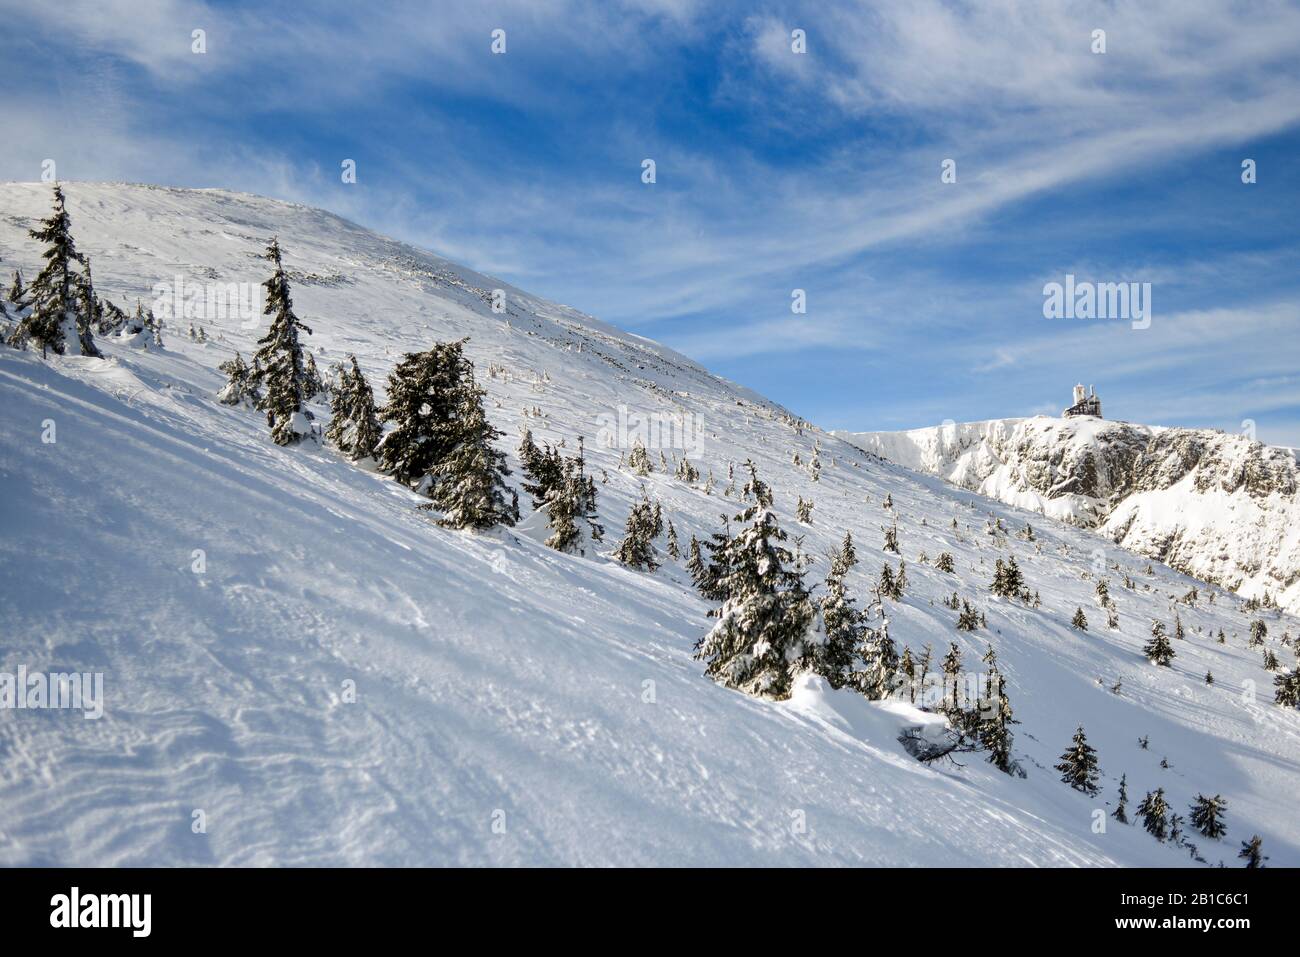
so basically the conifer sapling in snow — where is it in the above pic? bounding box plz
[543,438,603,554]
[1145,620,1176,666]
[217,351,261,407]
[252,238,314,445]
[1189,794,1227,840]
[1239,835,1267,868]
[1071,607,1088,631]
[10,185,100,357]
[614,488,659,571]
[422,367,519,530]
[694,461,814,698]
[1137,788,1170,840]
[378,340,471,487]
[325,355,382,460]
[1055,726,1100,796]
[1113,774,1129,823]
[816,531,863,689]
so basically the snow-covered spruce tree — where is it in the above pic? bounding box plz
[97,299,127,336]
[7,269,26,310]
[1071,607,1088,631]
[816,532,864,689]
[882,519,900,554]
[940,642,963,711]
[956,600,981,631]
[675,456,699,483]
[518,428,564,510]
[626,438,653,476]
[795,496,812,524]
[666,519,679,560]
[687,535,706,585]
[325,355,382,460]
[979,669,1017,774]
[303,351,327,401]
[252,238,314,445]
[1145,620,1176,666]
[1137,788,1170,841]
[691,515,732,603]
[898,646,916,703]
[10,185,99,357]
[1055,726,1100,796]
[378,340,472,487]
[650,499,663,539]
[935,551,955,574]
[615,488,659,571]
[856,587,900,700]
[543,439,603,555]
[1248,619,1267,648]
[1189,794,1227,840]
[1238,835,1268,868]
[1113,774,1130,823]
[217,351,261,407]
[694,462,814,698]
[991,555,1025,599]
[1273,666,1300,708]
[422,374,519,530]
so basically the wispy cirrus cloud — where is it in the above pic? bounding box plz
[0,0,1297,442]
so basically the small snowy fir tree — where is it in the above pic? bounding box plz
[217,351,261,407]
[1137,788,1170,841]
[1144,620,1176,666]
[979,669,1018,774]
[795,496,812,524]
[1071,607,1088,631]
[1113,774,1130,823]
[422,370,518,530]
[626,438,653,476]
[543,438,603,554]
[1273,666,1300,708]
[378,340,471,487]
[694,461,814,698]
[956,599,981,631]
[518,429,564,510]
[666,519,680,559]
[325,355,382,460]
[1189,794,1227,840]
[1238,835,1267,868]
[1248,619,1267,648]
[991,555,1025,598]
[935,551,956,574]
[941,643,963,711]
[303,351,327,402]
[10,185,99,357]
[614,489,659,571]
[882,519,900,554]
[252,238,314,445]
[1055,726,1100,795]
[692,516,732,602]
[7,269,26,310]
[816,531,864,689]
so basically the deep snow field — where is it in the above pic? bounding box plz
[1,182,1298,866]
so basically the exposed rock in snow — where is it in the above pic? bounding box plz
[839,417,1300,614]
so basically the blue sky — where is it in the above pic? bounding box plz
[2,0,1299,443]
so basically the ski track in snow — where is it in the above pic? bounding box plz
[0,182,1298,866]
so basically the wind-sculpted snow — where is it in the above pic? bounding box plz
[1,183,1299,866]
[840,418,1300,615]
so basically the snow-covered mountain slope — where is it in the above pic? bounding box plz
[838,418,1300,616]
[2,182,1300,866]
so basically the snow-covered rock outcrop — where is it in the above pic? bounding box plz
[838,417,1300,613]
